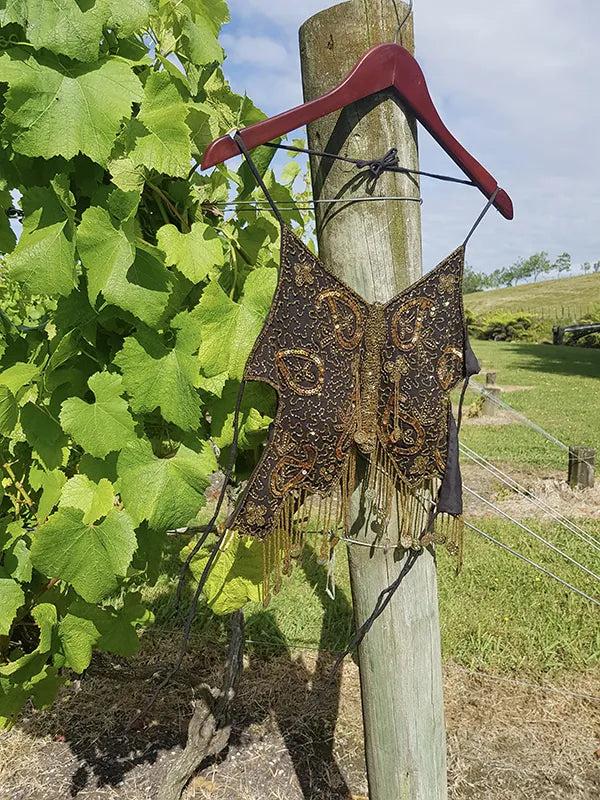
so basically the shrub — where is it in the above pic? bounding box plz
[466,309,543,342]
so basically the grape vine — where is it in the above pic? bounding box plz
[0,0,311,727]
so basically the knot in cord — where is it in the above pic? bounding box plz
[355,147,400,181]
[354,148,400,190]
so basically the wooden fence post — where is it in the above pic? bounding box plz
[553,325,564,345]
[568,446,595,489]
[299,3,447,798]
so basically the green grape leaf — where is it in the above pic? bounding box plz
[108,156,146,194]
[2,539,33,584]
[131,523,164,585]
[0,579,25,635]
[59,372,136,458]
[0,49,142,166]
[31,507,137,603]
[0,386,17,436]
[0,188,16,253]
[280,160,301,185]
[100,0,156,37]
[0,677,28,731]
[20,403,69,471]
[157,221,223,282]
[117,438,216,531]
[0,213,15,254]
[77,206,173,326]
[29,466,67,522]
[0,363,39,395]
[0,662,65,729]
[4,185,76,297]
[0,662,63,728]
[96,592,153,656]
[21,0,104,62]
[129,70,192,177]
[59,592,152,673]
[78,452,119,485]
[59,475,115,525]
[107,188,140,221]
[114,329,203,430]
[209,381,275,451]
[0,521,25,553]
[183,533,263,615]
[58,610,100,673]
[0,603,57,679]
[177,11,223,66]
[28,665,64,711]
[0,0,24,27]
[190,0,230,35]
[77,206,134,303]
[196,267,277,380]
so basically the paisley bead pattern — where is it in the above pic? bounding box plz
[228,224,478,558]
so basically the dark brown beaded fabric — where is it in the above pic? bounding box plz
[226,223,479,598]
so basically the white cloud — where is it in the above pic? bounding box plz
[218,0,600,272]
[225,0,333,31]
[220,34,289,68]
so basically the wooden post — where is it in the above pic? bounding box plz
[485,371,497,387]
[299,3,447,799]
[568,446,595,489]
[482,386,501,417]
[553,325,564,345]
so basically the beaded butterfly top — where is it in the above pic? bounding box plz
[194,134,497,607]
[229,222,476,549]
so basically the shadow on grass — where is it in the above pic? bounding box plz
[242,547,354,799]
[15,540,356,799]
[490,342,600,380]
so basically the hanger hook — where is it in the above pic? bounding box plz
[392,0,413,44]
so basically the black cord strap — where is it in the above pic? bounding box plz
[264,141,475,186]
[231,132,285,225]
[462,185,500,247]
[328,546,423,679]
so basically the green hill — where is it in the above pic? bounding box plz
[464,272,600,320]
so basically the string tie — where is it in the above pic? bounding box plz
[355,148,400,189]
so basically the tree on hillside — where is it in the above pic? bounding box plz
[463,263,486,293]
[594,261,600,273]
[522,251,551,282]
[506,258,525,285]
[553,252,571,277]
[583,261,592,274]
[485,268,503,288]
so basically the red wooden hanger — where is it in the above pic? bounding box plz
[201,42,513,220]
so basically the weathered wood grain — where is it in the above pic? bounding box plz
[300,2,447,798]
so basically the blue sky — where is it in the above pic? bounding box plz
[218,0,600,276]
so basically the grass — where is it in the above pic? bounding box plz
[144,516,600,680]
[464,272,600,319]
[459,340,600,469]
[141,339,600,680]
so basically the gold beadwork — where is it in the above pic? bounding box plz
[275,349,325,395]
[294,260,314,287]
[354,303,386,455]
[230,227,470,602]
[437,346,464,389]
[391,297,435,351]
[316,289,365,349]
[245,502,267,527]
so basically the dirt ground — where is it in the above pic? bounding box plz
[2,456,599,799]
[0,633,599,800]
[461,460,600,521]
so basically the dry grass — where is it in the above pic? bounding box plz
[0,631,598,799]
[464,273,600,318]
